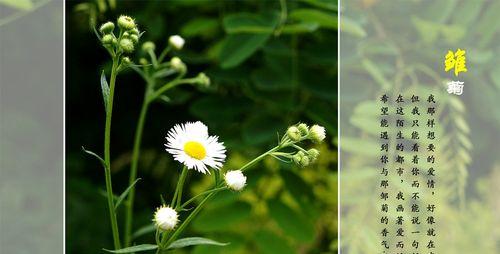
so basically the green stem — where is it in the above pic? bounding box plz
[123,81,153,247]
[148,76,194,101]
[161,191,220,252]
[240,145,281,172]
[157,45,172,63]
[104,59,122,249]
[171,166,189,208]
[180,187,227,209]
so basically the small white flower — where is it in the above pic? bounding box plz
[165,121,226,174]
[224,170,247,191]
[169,35,185,50]
[153,205,178,231]
[309,125,326,143]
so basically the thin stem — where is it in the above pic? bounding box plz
[240,145,281,172]
[180,187,227,209]
[123,81,153,247]
[158,45,172,63]
[148,76,194,102]
[161,191,220,251]
[176,166,189,209]
[170,166,189,208]
[104,59,122,249]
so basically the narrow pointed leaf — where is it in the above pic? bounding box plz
[81,146,106,168]
[114,178,141,210]
[103,244,158,253]
[167,237,229,249]
[100,70,110,112]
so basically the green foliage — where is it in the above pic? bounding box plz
[67,1,337,253]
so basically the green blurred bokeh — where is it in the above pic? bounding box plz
[66,1,337,253]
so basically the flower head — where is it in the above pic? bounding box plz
[309,125,326,143]
[153,205,178,231]
[165,121,226,174]
[142,41,155,52]
[169,35,185,50]
[170,57,186,72]
[297,123,309,136]
[286,126,301,141]
[120,38,134,53]
[196,72,210,88]
[117,15,136,30]
[99,22,115,34]
[224,170,247,191]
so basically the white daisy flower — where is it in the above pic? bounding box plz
[153,205,178,231]
[165,121,226,174]
[224,170,247,191]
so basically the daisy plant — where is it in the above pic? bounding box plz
[123,35,209,247]
[103,122,326,253]
[82,14,327,254]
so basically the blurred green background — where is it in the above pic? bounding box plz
[66,0,337,253]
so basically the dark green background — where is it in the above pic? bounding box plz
[66,1,337,253]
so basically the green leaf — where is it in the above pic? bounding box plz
[103,244,158,253]
[223,12,278,34]
[132,224,156,240]
[181,17,219,38]
[81,146,106,168]
[254,230,295,254]
[340,16,366,37]
[219,34,269,69]
[281,22,319,34]
[289,8,337,29]
[0,0,33,10]
[242,115,283,145]
[267,200,315,242]
[100,70,110,112]
[114,178,141,210]
[220,12,279,68]
[168,237,229,249]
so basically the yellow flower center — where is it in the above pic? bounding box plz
[183,141,206,160]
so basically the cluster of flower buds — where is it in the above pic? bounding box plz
[286,123,325,143]
[99,15,141,56]
[292,148,320,167]
[281,123,326,167]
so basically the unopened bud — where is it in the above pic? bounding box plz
[307,148,320,162]
[102,34,114,45]
[142,41,155,52]
[196,72,210,88]
[130,34,139,44]
[286,126,301,141]
[120,38,135,53]
[117,15,136,30]
[168,35,185,50]
[297,123,309,136]
[99,22,115,34]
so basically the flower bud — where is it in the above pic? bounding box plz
[102,34,114,45]
[309,125,326,143]
[99,21,115,34]
[120,38,135,53]
[307,148,320,162]
[297,123,309,136]
[292,153,302,164]
[123,31,130,38]
[129,28,140,35]
[286,126,301,141]
[130,34,139,44]
[169,35,185,50]
[122,57,131,65]
[117,15,136,30]
[142,41,156,52]
[196,72,210,88]
[299,155,310,167]
[139,58,149,65]
[170,57,185,71]
[224,170,247,191]
[153,205,178,231]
